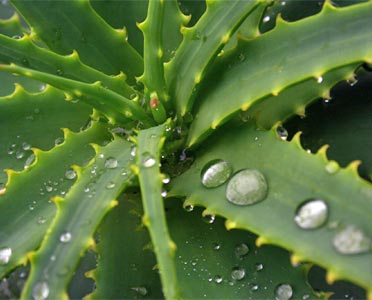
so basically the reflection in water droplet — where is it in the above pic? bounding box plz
[332,225,372,254]
[234,243,249,259]
[106,182,116,189]
[325,161,339,174]
[37,216,46,225]
[202,214,215,224]
[60,232,72,243]
[105,157,118,169]
[162,175,170,184]
[130,146,136,157]
[276,126,288,141]
[317,76,323,83]
[24,153,35,169]
[184,204,194,212]
[55,137,64,146]
[226,169,268,206]
[65,169,77,180]
[231,266,245,280]
[275,283,293,300]
[294,199,328,229]
[213,242,221,250]
[214,275,223,284]
[255,263,264,271]
[32,281,49,300]
[131,286,148,296]
[201,159,232,188]
[142,153,156,168]
[263,15,270,23]
[0,247,12,265]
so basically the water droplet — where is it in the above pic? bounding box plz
[276,126,288,141]
[45,185,53,193]
[131,286,148,296]
[226,169,268,206]
[104,157,118,169]
[56,68,64,76]
[32,281,49,300]
[130,146,137,157]
[59,232,72,243]
[317,76,323,83]
[213,242,221,250]
[214,275,223,284]
[161,189,167,197]
[347,75,358,86]
[332,225,372,254]
[323,97,332,105]
[201,159,232,188]
[255,263,264,271]
[16,150,25,159]
[37,216,46,224]
[65,168,77,180]
[294,199,328,229]
[234,243,249,259]
[0,247,12,265]
[24,153,35,169]
[55,137,64,146]
[106,182,116,189]
[275,283,293,300]
[303,294,310,300]
[231,266,245,281]
[162,175,170,184]
[263,15,270,23]
[202,214,215,224]
[250,283,259,291]
[239,111,251,122]
[184,204,194,212]
[324,160,339,174]
[142,153,156,168]
[12,35,22,39]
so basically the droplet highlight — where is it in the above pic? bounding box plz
[104,157,118,169]
[332,225,372,254]
[32,281,49,300]
[234,243,249,259]
[294,199,328,229]
[59,232,72,243]
[0,247,12,265]
[231,266,245,281]
[201,159,232,188]
[65,169,77,180]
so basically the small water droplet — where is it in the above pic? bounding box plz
[303,294,310,300]
[294,199,328,229]
[250,283,259,291]
[55,137,64,146]
[201,159,232,188]
[213,242,221,250]
[214,275,223,284]
[277,126,288,141]
[16,150,25,159]
[65,168,77,180]
[239,111,251,122]
[161,189,167,197]
[325,161,339,174]
[142,153,156,168]
[255,263,264,271]
[106,182,116,189]
[184,204,194,212]
[275,283,293,300]
[263,15,270,23]
[130,146,137,157]
[32,281,49,300]
[202,214,215,224]
[22,142,31,151]
[0,247,12,265]
[56,68,64,76]
[104,157,118,169]
[162,175,170,184]
[24,153,35,169]
[37,216,46,224]
[347,75,358,86]
[45,185,53,193]
[59,232,72,243]
[226,169,268,206]
[332,224,372,254]
[131,286,148,296]
[12,35,22,39]
[234,243,249,259]
[317,76,323,83]
[231,266,245,281]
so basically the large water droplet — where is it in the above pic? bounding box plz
[32,281,49,300]
[65,169,77,180]
[325,161,339,174]
[294,199,328,229]
[24,153,35,169]
[275,283,293,300]
[226,169,268,206]
[0,247,12,265]
[231,266,245,281]
[142,153,156,168]
[332,225,372,254]
[234,243,249,259]
[201,159,232,188]
[59,232,72,243]
[104,157,118,169]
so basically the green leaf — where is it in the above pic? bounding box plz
[21,136,134,300]
[0,86,91,184]
[165,0,266,117]
[11,0,143,83]
[166,199,322,299]
[187,1,372,146]
[135,123,179,299]
[0,121,111,278]
[89,191,163,300]
[170,121,372,292]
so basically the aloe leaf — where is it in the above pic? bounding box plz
[0,64,154,126]
[0,86,91,184]
[21,136,134,300]
[0,13,24,37]
[88,191,163,299]
[0,121,111,278]
[0,34,135,97]
[170,121,372,292]
[187,1,372,146]
[10,0,143,83]
[135,124,179,299]
[166,199,322,299]
[165,0,266,117]
[178,0,206,26]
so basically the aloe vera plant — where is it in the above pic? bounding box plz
[0,0,372,299]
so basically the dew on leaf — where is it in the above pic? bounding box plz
[104,157,118,169]
[325,161,339,174]
[275,283,293,300]
[332,225,372,254]
[55,137,64,146]
[276,126,288,141]
[231,266,245,281]
[202,214,215,224]
[294,199,328,229]
[183,204,194,212]
[212,242,221,250]
[317,76,323,83]
[226,169,268,206]
[24,153,35,169]
[142,153,156,168]
[255,263,264,271]
[201,159,232,188]
[32,281,49,300]
[130,146,136,157]
[0,247,12,265]
[45,185,53,193]
[65,169,77,180]
[251,284,259,291]
[214,275,223,284]
[15,150,25,159]
[22,142,31,151]
[59,232,72,243]
[37,216,46,225]
[263,15,270,23]
[162,175,170,184]
[106,182,116,189]
[234,243,249,259]
[131,286,148,296]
